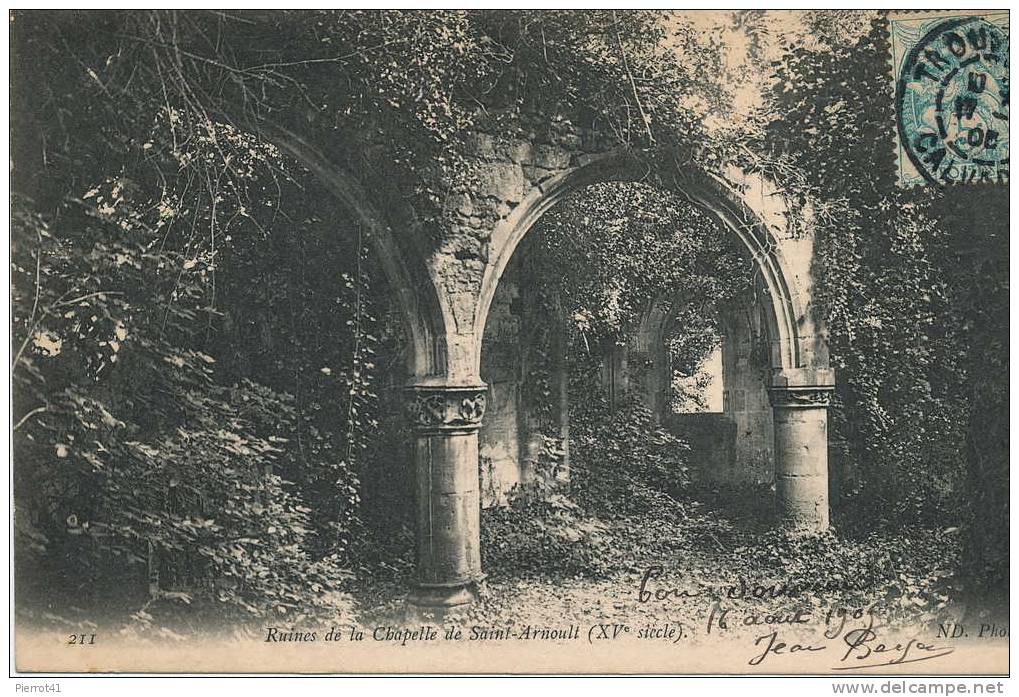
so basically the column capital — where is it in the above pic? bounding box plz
[768,367,835,409]
[405,382,488,434]
[767,384,835,408]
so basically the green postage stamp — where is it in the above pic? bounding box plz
[890,11,1009,186]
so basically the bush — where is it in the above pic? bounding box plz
[480,393,694,579]
[570,396,691,519]
[11,185,365,625]
[481,439,612,578]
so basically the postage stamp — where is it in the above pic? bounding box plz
[890,11,1010,186]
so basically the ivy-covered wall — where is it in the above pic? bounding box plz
[479,260,526,506]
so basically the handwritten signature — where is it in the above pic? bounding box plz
[748,625,955,670]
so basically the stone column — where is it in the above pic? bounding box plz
[406,382,487,608]
[767,368,835,534]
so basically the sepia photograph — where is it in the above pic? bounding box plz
[7,7,1010,679]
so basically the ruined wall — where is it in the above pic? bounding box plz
[436,117,611,383]
[478,253,549,507]
[284,109,838,605]
[428,117,818,507]
[639,291,774,486]
[478,258,524,507]
[720,295,775,484]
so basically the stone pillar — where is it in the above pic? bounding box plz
[767,368,835,534]
[406,382,487,608]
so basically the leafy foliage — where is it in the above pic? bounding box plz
[481,442,612,579]
[11,192,367,622]
[10,20,415,620]
[533,181,753,346]
[767,16,1006,537]
[568,394,691,519]
[481,395,692,580]
[743,527,961,621]
[760,16,1007,601]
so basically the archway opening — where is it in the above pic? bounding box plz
[476,177,788,576]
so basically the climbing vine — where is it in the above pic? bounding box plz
[765,16,1008,604]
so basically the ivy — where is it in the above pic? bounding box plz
[767,14,1008,596]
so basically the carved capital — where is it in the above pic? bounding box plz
[407,384,487,433]
[767,385,834,408]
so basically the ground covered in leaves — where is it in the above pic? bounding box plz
[353,487,966,648]
[17,485,969,651]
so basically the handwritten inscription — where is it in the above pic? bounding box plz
[749,631,825,666]
[739,608,955,670]
[637,565,864,604]
[836,628,953,670]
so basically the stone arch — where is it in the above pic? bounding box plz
[338,140,835,610]
[256,121,449,380]
[633,279,775,418]
[633,288,779,485]
[474,150,815,376]
[470,149,835,539]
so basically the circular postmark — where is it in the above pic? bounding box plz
[897,16,1009,185]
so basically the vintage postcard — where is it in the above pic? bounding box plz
[9,9,1009,677]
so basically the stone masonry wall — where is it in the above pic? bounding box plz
[720,296,775,484]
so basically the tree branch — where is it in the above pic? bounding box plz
[612,10,654,145]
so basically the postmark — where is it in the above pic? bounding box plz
[890,12,1009,186]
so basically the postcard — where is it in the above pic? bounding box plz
[10,8,1008,675]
